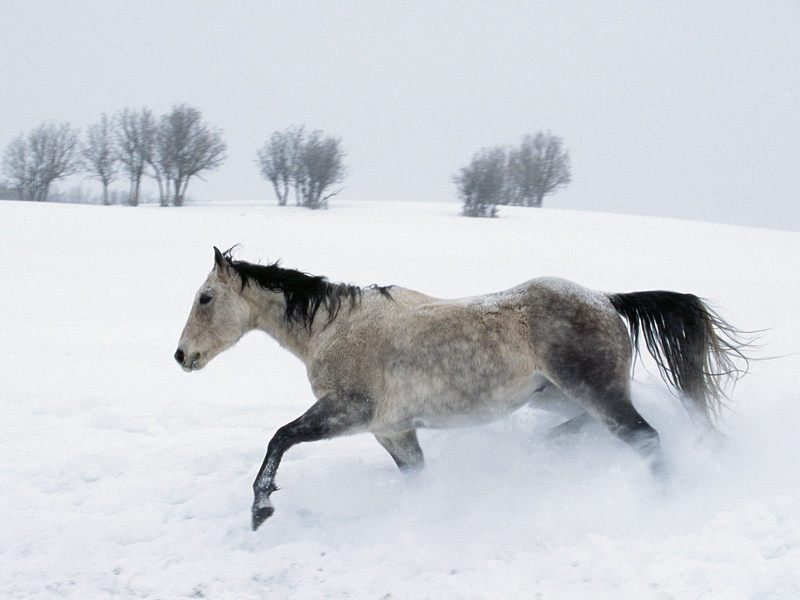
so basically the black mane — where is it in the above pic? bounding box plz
[223,250,390,328]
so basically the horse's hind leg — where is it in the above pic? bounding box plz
[251,392,375,530]
[592,392,664,474]
[547,412,595,439]
[375,429,425,471]
[545,365,663,473]
[527,380,595,439]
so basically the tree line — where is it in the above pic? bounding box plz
[3,116,570,216]
[1,105,226,206]
[1,116,346,210]
[254,128,571,215]
[455,132,571,217]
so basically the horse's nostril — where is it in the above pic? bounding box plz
[174,349,185,364]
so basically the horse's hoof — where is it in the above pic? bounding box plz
[252,506,275,530]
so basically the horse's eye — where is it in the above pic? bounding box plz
[199,294,213,305]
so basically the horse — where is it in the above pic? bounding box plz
[174,247,749,531]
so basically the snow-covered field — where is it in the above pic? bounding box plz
[1,200,799,599]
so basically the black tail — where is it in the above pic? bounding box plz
[608,291,750,423]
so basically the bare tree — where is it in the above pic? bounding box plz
[287,127,306,206]
[256,126,303,206]
[115,108,153,207]
[148,125,171,207]
[83,114,119,205]
[1,122,81,202]
[29,123,82,202]
[256,127,343,209]
[455,146,506,217]
[138,110,168,206]
[157,104,226,206]
[2,135,32,200]
[507,132,571,207]
[293,130,345,209]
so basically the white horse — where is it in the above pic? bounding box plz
[175,248,748,530]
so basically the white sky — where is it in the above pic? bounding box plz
[2,1,799,230]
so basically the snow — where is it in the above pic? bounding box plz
[1,199,799,599]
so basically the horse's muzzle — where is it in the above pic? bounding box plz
[174,348,201,371]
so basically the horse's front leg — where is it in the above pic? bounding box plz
[251,392,374,531]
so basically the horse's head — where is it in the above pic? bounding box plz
[174,247,252,372]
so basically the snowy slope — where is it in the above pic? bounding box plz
[1,200,799,599]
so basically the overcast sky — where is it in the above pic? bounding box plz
[2,1,799,230]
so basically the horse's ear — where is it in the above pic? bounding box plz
[213,246,228,274]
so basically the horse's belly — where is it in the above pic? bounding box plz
[379,372,539,429]
[411,400,527,428]
[372,314,539,429]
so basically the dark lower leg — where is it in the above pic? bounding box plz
[251,393,374,530]
[603,404,664,475]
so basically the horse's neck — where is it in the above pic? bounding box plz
[245,286,315,362]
